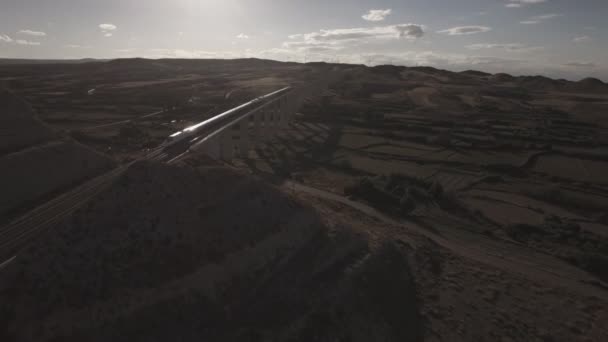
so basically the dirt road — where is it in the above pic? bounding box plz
[284,180,608,299]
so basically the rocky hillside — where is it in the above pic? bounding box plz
[0,90,114,219]
[0,158,422,341]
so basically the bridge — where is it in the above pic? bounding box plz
[148,77,333,164]
[0,75,336,265]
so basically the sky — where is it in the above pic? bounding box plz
[1,0,607,80]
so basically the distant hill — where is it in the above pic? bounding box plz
[0,58,108,65]
[490,73,516,82]
[0,90,114,220]
[513,75,608,93]
[1,57,605,91]
[460,70,491,77]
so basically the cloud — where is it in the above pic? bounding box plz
[362,9,392,22]
[0,34,40,46]
[236,33,249,39]
[466,43,544,52]
[562,61,595,68]
[0,34,13,43]
[18,29,46,37]
[65,44,92,49]
[148,48,241,59]
[520,13,562,24]
[438,26,492,35]
[15,39,41,46]
[573,35,591,43]
[115,48,136,53]
[506,0,547,8]
[283,23,424,53]
[99,23,117,31]
[99,23,117,37]
[395,24,424,39]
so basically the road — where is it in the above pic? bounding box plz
[0,114,197,264]
[0,163,134,262]
[0,136,198,264]
[0,86,295,265]
[81,109,167,131]
[285,180,608,299]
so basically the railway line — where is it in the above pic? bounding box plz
[0,78,333,265]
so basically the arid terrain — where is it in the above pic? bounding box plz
[1,58,607,341]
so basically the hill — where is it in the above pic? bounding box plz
[0,158,423,341]
[0,90,114,220]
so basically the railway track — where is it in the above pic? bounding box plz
[0,83,321,265]
[0,163,132,261]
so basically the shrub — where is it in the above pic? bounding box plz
[399,195,416,214]
[407,186,430,201]
[570,253,608,282]
[433,131,453,147]
[429,181,444,199]
[506,223,546,241]
[337,159,353,170]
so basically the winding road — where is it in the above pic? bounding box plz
[285,180,608,299]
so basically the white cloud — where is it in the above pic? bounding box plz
[520,13,562,24]
[115,48,135,53]
[283,23,424,53]
[466,43,544,52]
[395,24,425,39]
[236,33,249,39]
[362,9,392,22]
[15,39,41,46]
[18,29,46,37]
[0,34,40,46]
[438,26,492,35]
[562,61,595,68]
[573,35,591,43]
[65,44,92,49]
[147,48,241,59]
[506,0,547,8]
[99,23,117,37]
[0,34,13,43]
[99,23,117,31]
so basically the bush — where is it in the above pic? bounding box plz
[407,186,430,201]
[438,191,471,215]
[337,159,353,170]
[399,195,416,214]
[574,253,608,281]
[506,223,547,241]
[481,175,504,184]
[433,131,453,147]
[429,181,444,198]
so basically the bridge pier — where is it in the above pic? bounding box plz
[238,119,250,157]
[262,109,273,141]
[280,97,290,128]
[252,111,261,148]
[220,129,234,162]
[199,135,220,159]
[268,104,279,137]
